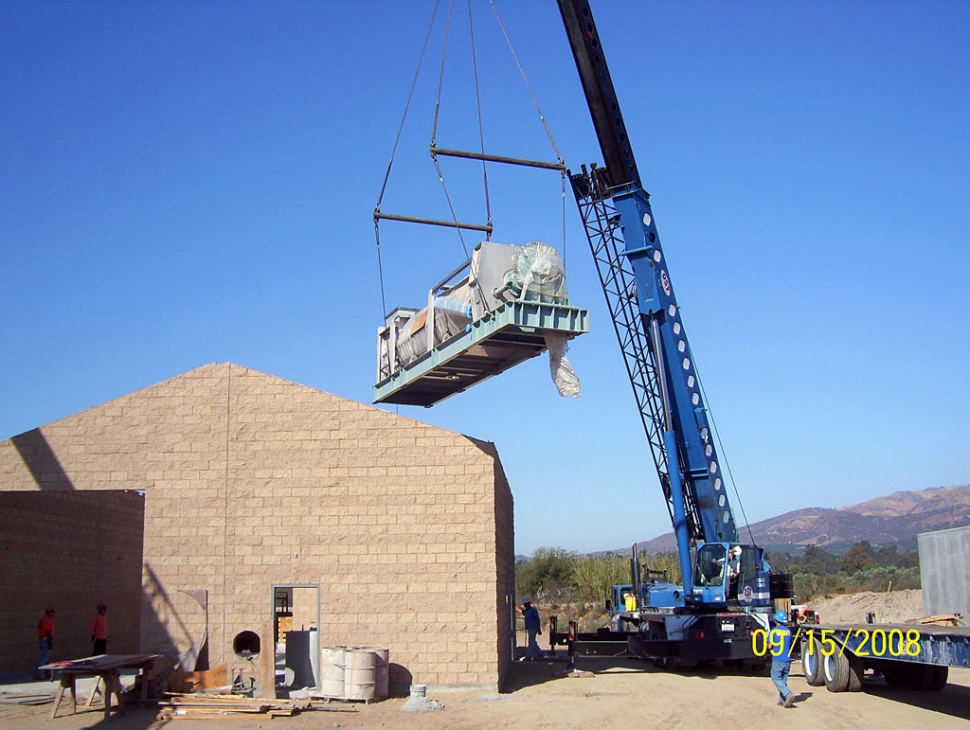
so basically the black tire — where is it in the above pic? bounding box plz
[882,665,908,688]
[847,654,864,691]
[823,652,848,692]
[802,639,824,687]
[824,650,863,692]
[884,663,939,690]
[912,664,948,691]
[927,665,948,691]
[913,664,934,690]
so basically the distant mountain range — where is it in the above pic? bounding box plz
[619,484,970,556]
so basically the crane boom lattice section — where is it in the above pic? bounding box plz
[572,178,706,543]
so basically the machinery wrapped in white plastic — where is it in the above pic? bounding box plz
[376,240,584,403]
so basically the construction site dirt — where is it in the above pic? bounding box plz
[3,659,968,730]
[4,590,967,729]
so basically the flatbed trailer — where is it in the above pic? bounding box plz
[797,622,970,693]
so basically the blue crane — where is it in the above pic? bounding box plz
[552,0,792,665]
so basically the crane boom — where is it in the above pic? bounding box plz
[556,0,640,188]
[556,0,739,591]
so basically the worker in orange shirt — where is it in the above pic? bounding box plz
[35,605,55,679]
[90,603,109,655]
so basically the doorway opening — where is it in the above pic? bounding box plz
[273,585,319,696]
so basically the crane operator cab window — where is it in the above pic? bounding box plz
[694,544,727,587]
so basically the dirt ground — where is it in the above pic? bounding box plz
[4,659,969,730]
[808,588,925,624]
[5,589,968,729]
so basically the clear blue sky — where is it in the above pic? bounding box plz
[3,1,969,555]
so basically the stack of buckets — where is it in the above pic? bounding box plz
[320,646,389,701]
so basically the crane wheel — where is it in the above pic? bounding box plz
[801,638,824,687]
[823,650,863,692]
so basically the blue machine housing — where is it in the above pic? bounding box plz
[645,583,685,610]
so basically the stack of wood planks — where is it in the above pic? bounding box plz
[0,692,54,706]
[156,693,358,721]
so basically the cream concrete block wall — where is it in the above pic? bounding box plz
[0,362,515,689]
[0,491,144,676]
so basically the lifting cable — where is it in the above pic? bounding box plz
[487,0,568,263]
[429,0,475,266]
[694,364,757,546]
[487,0,563,165]
[467,0,493,235]
[373,0,442,318]
[432,0,568,264]
[375,0,570,318]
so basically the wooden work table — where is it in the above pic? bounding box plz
[40,653,161,721]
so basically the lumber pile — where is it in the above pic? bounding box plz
[156,693,357,721]
[905,613,964,627]
[0,692,54,706]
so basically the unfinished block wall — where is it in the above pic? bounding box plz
[0,362,515,689]
[0,490,144,676]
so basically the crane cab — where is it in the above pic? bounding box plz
[690,542,772,609]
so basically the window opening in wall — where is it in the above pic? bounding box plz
[273,585,320,698]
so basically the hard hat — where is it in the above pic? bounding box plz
[523,598,532,605]
[731,546,742,555]
[772,610,789,623]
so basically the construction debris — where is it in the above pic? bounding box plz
[0,692,54,706]
[396,684,444,713]
[398,695,444,713]
[905,613,964,627]
[156,692,357,721]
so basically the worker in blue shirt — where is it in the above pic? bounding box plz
[521,599,542,660]
[769,610,796,708]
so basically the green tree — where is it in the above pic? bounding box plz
[572,553,629,603]
[642,550,682,585]
[839,540,877,574]
[515,547,578,602]
[765,550,794,573]
[875,544,920,569]
[801,544,839,575]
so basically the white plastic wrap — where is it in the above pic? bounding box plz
[394,288,474,366]
[544,332,581,398]
[378,239,581,397]
[495,241,569,304]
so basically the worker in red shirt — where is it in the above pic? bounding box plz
[91,603,109,655]
[35,605,55,679]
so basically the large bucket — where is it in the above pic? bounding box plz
[355,646,389,698]
[320,646,346,698]
[343,647,377,701]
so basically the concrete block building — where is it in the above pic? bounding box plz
[0,363,516,691]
